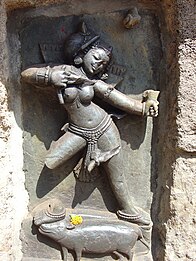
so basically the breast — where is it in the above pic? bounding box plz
[78,85,94,104]
[62,85,94,105]
[63,87,78,103]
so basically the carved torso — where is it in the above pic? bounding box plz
[63,84,107,128]
[63,85,94,104]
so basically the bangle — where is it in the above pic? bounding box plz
[36,66,51,86]
[104,86,114,99]
[44,66,50,85]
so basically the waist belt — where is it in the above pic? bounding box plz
[68,115,113,182]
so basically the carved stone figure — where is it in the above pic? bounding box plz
[21,22,159,227]
[33,199,149,261]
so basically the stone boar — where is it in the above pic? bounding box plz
[34,214,148,261]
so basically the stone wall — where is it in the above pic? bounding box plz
[156,0,196,260]
[0,0,195,260]
[0,2,28,261]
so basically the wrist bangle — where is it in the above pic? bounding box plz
[36,66,51,86]
[45,66,53,85]
[44,66,50,85]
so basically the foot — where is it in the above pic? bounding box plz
[117,209,151,226]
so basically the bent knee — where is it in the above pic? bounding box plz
[45,132,86,169]
[45,148,73,169]
[45,155,63,169]
[45,143,72,169]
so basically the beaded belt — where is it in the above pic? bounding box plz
[68,114,112,182]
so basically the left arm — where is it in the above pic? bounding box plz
[94,80,159,117]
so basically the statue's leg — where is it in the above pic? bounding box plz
[98,123,136,212]
[102,150,138,214]
[45,131,86,169]
[98,122,150,225]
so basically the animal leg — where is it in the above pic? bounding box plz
[114,249,134,261]
[113,251,126,260]
[62,247,68,261]
[75,249,82,261]
[127,250,134,260]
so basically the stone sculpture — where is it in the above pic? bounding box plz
[21,21,160,260]
[21,22,159,225]
[33,199,149,261]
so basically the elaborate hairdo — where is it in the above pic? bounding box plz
[64,22,112,65]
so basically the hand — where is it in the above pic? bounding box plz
[50,68,90,88]
[50,69,68,88]
[143,90,160,117]
[145,100,159,117]
[65,69,90,84]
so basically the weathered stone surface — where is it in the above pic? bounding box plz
[176,0,196,152]
[0,1,28,261]
[14,3,161,260]
[153,1,196,261]
[163,1,196,260]
[165,156,196,260]
[5,0,65,11]
[0,2,14,259]
[0,0,195,261]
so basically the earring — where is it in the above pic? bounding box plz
[74,56,83,65]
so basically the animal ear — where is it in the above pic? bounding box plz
[74,56,83,65]
[66,224,75,230]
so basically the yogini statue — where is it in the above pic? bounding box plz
[21,23,159,226]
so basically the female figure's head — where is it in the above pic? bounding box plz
[82,46,110,75]
[64,22,112,77]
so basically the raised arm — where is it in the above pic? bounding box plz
[21,64,88,88]
[94,80,159,117]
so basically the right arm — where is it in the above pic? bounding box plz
[21,64,89,88]
[21,64,70,88]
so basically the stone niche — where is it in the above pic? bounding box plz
[7,1,164,260]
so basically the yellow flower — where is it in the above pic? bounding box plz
[70,215,83,225]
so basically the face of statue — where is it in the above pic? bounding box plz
[82,47,110,75]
